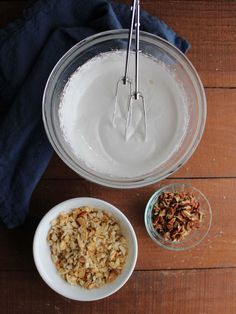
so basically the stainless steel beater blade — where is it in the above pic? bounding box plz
[125,92,147,141]
[112,0,136,128]
[125,0,147,141]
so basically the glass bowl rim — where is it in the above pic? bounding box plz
[144,183,212,251]
[42,29,207,189]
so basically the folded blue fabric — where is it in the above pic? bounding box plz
[0,0,190,228]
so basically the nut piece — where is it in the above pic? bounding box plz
[152,191,203,241]
[47,207,128,289]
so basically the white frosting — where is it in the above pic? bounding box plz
[59,51,189,178]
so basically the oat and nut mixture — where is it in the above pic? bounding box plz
[47,206,128,289]
[152,191,203,241]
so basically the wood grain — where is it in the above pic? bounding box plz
[1,1,236,87]
[0,1,236,313]
[1,268,236,314]
[43,88,236,179]
[119,0,236,87]
[24,177,236,270]
[0,178,235,271]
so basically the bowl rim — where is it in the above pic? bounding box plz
[144,183,212,251]
[33,197,138,301]
[42,29,207,189]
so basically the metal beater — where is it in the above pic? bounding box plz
[112,0,147,141]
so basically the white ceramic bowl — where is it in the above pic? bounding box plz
[33,197,138,301]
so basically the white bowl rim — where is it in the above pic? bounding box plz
[33,197,138,301]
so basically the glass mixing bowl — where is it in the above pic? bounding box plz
[42,30,206,188]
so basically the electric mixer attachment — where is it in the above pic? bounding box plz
[112,0,147,141]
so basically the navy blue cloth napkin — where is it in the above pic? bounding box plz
[0,0,190,228]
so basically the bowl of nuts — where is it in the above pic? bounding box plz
[33,198,138,301]
[144,183,212,251]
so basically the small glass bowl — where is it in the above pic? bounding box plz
[144,183,212,251]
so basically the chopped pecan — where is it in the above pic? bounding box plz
[151,191,203,241]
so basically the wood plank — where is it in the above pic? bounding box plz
[120,0,236,87]
[0,178,235,271]
[0,1,236,87]
[177,88,236,178]
[43,88,236,179]
[0,268,236,314]
[27,178,236,270]
[0,1,234,313]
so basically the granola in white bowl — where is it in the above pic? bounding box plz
[47,206,128,289]
[33,198,138,301]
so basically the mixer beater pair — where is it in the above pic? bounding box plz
[112,0,147,141]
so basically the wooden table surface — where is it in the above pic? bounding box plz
[1,0,236,313]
